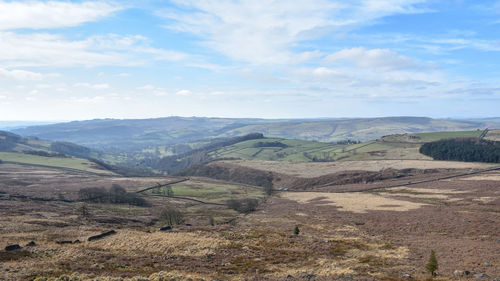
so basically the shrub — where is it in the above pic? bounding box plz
[294,226,300,235]
[227,198,259,213]
[78,184,149,206]
[159,207,185,225]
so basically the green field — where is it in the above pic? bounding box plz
[0,152,113,174]
[208,137,418,162]
[149,180,265,203]
[209,137,344,162]
[382,130,484,143]
[411,130,484,141]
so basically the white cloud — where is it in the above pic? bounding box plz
[325,47,420,71]
[0,1,121,30]
[0,32,189,67]
[71,96,106,103]
[175,89,192,96]
[161,0,427,64]
[137,84,156,90]
[0,67,43,80]
[74,83,110,90]
[154,91,169,96]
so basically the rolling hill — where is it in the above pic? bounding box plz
[11,116,500,154]
[0,130,112,175]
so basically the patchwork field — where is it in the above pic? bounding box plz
[381,130,484,143]
[218,159,496,178]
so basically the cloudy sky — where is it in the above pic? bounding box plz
[0,0,499,121]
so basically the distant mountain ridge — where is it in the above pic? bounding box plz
[10,116,500,152]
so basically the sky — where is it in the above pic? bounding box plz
[0,0,499,121]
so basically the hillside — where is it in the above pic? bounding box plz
[0,130,113,175]
[11,117,272,150]
[11,116,499,153]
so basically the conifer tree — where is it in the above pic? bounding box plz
[294,226,300,235]
[426,250,438,276]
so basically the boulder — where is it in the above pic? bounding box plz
[88,230,117,241]
[401,272,412,278]
[454,270,471,277]
[5,244,21,251]
[160,225,173,231]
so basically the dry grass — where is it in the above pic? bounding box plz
[84,230,229,256]
[32,271,206,281]
[381,187,470,200]
[392,187,468,194]
[484,129,500,141]
[461,174,500,181]
[473,197,496,203]
[282,192,426,213]
[221,160,496,178]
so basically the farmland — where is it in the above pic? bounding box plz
[208,130,486,164]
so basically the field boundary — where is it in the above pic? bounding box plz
[147,194,226,206]
[135,178,190,193]
[480,128,489,139]
[280,165,500,194]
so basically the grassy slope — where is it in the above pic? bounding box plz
[382,130,483,143]
[148,179,265,204]
[209,138,341,162]
[0,152,112,175]
[208,130,486,163]
[218,117,486,142]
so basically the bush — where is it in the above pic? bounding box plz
[227,198,259,213]
[159,207,185,225]
[253,141,288,148]
[78,184,149,206]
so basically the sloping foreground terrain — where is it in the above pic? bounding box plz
[0,158,499,280]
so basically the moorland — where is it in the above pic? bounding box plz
[0,118,499,280]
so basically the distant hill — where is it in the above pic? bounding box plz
[149,129,491,174]
[11,117,275,150]
[0,130,113,175]
[0,130,92,158]
[11,116,500,153]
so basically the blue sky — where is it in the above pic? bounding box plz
[0,0,499,121]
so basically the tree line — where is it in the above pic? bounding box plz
[419,138,500,163]
[78,184,149,206]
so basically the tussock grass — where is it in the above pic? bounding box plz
[83,230,229,256]
[283,192,426,213]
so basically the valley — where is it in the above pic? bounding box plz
[0,122,499,280]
